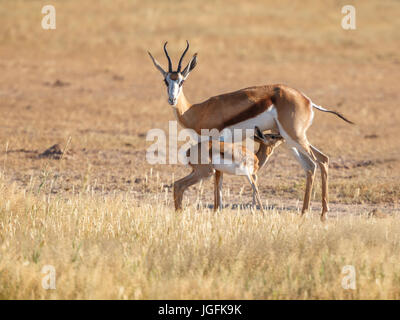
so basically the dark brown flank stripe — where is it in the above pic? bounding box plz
[222,98,273,129]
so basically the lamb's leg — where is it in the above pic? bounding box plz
[214,170,223,211]
[246,174,265,214]
[174,165,214,211]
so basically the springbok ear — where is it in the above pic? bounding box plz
[253,126,266,143]
[148,51,167,77]
[255,126,265,139]
[182,53,197,79]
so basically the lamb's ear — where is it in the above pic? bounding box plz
[182,53,197,79]
[148,51,167,77]
[255,126,265,139]
[253,126,266,143]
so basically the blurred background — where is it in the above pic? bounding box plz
[0,0,399,206]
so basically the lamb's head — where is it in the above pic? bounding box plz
[253,126,284,148]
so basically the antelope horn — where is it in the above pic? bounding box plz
[163,42,172,72]
[177,40,189,72]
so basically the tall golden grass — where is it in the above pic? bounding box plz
[0,174,399,299]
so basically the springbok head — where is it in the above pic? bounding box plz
[148,41,197,106]
[254,126,284,147]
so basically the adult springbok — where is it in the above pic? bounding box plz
[148,41,353,221]
[174,127,283,213]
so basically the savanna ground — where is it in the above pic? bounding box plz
[0,0,399,299]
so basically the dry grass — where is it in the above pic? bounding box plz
[0,175,400,300]
[0,0,399,299]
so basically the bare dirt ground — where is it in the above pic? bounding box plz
[1,0,399,216]
[0,0,399,299]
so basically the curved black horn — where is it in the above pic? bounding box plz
[163,42,172,72]
[177,40,189,72]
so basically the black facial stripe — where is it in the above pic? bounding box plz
[164,79,168,86]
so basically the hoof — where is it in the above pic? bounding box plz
[300,210,308,217]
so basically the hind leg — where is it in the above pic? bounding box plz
[275,118,318,217]
[290,147,317,215]
[310,145,329,221]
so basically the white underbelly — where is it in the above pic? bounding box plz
[220,105,277,141]
[212,155,254,176]
[213,163,252,176]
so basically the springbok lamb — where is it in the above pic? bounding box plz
[173,127,283,212]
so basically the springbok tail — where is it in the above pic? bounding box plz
[311,103,354,125]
